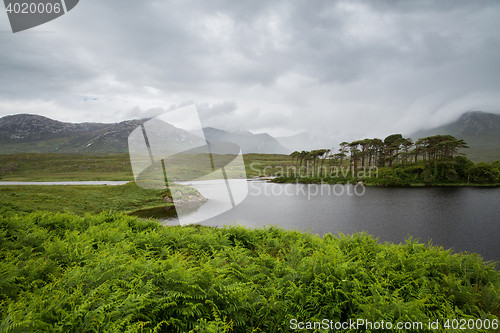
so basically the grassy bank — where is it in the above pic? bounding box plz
[0,153,133,181]
[0,182,173,216]
[272,175,500,187]
[243,153,292,177]
[0,211,499,332]
[0,153,292,182]
[272,159,500,186]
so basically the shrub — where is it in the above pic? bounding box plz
[1,211,499,332]
[468,162,500,184]
[454,156,475,180]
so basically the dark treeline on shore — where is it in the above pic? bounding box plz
[279,134,500,185]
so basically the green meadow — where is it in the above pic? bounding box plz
[0,181,172,216]
[0,153,291,182]
[0,153,133,182]
[1,152,500,332]
[1,212,499,332]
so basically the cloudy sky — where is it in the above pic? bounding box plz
[1,0,500,146]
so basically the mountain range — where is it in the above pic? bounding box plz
[409,111,500,162]
[275,132,321,152]
[203,127,290,154]
[0,114,146,154]
[0,111,499,161]
[0,114,290,155]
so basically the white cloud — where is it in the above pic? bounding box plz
[1,0,500,144]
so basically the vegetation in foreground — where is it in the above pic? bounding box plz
[1,211,499,332]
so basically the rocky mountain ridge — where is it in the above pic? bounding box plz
[410,111,500,162]
[0,114,147,154]
[455,111,500,137]
[0,114,107,141]
[0,114,291,155]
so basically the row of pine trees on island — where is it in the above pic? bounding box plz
[284,134,500,184]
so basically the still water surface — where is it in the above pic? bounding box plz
[161,181,500,263]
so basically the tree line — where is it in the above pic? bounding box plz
[288,134,499,184]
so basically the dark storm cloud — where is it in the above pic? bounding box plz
[1,0,499,143]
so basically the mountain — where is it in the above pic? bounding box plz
[276,132,322,152]
[0,114,291,155]
[0,114,147,154]
[202,127,290,154]
[410,111,500,162]
[0,114,107,140]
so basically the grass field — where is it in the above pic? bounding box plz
[242,153,291,177]
[1,211,499,332]
[2,153,500,331]
[0,153,133,181]
[0,153,292,181]
[0,153,292,218]
[0,181,173,216]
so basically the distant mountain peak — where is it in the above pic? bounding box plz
[456,111,500,136]
[1,113,51,121]
[409,110,500,162]
[227,128,254,136]
[0,114,147,153]
[0,113,107,142]
[0,114,290,155]
[202,127,290,154]
[276,131,320,152]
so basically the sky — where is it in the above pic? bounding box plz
[1,0,500,147]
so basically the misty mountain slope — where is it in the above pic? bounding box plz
[0,114,107,141]
[0,114,148,154]
[202,127,290,154]
[0,114,291,155]
[410,111,500,162]
[276,132,321,152]
[59,119,150,153]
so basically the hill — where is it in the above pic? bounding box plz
[0,114,146,154]
[276,132,317,152]
[202,127,290,154]
[0,114,291,155]
[410,111,500,162]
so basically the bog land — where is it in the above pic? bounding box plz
[1,152,500,332]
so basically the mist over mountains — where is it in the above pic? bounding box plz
[202,127,290,154]
[0,114,291,155]
[0,111,499,161]
[276,132,323,152]
[409,111,500,162]
[0,114,146,154]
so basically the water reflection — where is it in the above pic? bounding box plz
[132,181,500,263]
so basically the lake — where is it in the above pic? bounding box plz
[159,180,500,263]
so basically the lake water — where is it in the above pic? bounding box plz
[160,180,500,264]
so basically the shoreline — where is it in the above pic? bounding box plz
[270,177,500,187]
